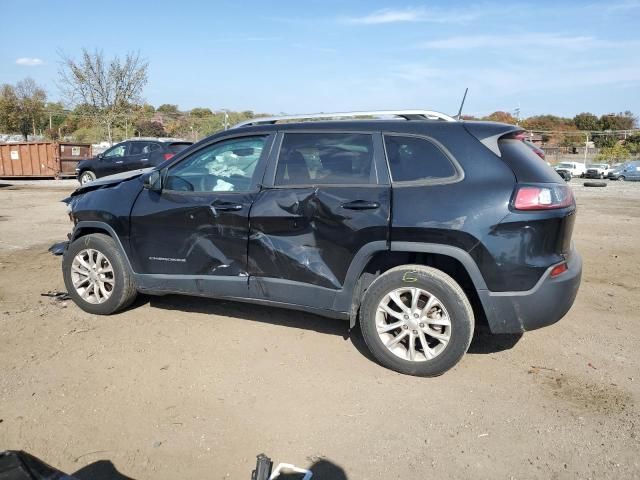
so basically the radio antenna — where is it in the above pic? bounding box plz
[456,88,469,120]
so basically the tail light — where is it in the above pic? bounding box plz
[550,262,568,277]
[163,153,175,161]
[513,184,574,211]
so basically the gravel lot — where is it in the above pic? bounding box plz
[0,178,639,479]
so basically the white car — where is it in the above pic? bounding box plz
[585,163,612,179]
[555,162,586,178]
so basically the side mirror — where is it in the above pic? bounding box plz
[98,153,104,160]
[143,170,162,192]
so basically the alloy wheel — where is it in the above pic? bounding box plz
[376,287,452,362]
[70,249,115,304]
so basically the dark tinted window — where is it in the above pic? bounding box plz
[129,142,153,155]
[168,142,192,153]
[384,135,456,182]
[275,133,374,186]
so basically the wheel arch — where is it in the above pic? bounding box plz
[71,221,135,272]
[345,242,489,328]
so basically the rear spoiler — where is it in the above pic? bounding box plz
[462,122,523,157]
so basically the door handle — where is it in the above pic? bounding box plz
[341,200,380,210]
[115,161,123,164]
[140,158,149,162]
[211,202,243,211]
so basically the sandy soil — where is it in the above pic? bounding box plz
[0,179,638,479]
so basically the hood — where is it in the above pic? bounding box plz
[70,167,154,197]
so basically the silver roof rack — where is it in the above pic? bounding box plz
[232,109,456,128]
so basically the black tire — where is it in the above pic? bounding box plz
[583,181,607,187]
[359,265,474,377]
[79,170,96,185]
[62,233,137,315]
[618,176,625,182]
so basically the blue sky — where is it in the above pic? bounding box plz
[1,0,639,118]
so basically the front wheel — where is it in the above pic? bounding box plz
[618,176,625,181]
[62,233,137,315]
[359,265,474,377]
[79,170,96,185]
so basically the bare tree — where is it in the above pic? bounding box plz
[58,49,148,144]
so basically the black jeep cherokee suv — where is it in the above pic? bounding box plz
[54,110,582,376]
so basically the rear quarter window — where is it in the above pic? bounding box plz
[383,135,459,183]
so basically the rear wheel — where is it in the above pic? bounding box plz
[63,233,137,315]
[79,170,96,185]
[618,175,625,181]
[359,265,474,377]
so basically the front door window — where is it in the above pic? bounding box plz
[166,137,267,192]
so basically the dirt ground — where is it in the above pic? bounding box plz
[0,178,638,479]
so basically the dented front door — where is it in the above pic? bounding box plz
[128,134,274,279]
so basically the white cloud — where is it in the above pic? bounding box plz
[419,34,638,50]
[342,7,480,25]
[15,57,44,66]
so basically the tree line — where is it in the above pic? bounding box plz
[0,49,638,152]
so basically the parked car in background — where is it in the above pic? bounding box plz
[53,110,582,377]
[609,160,640,181]
[76,139,193,184]
[585,163,612,179]
[554,161,586,178]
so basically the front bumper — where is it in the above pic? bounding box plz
[585,172,602,178]
[479,248,582,334]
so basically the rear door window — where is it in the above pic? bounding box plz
[129,142,154,155]
[384,135,458,183]
[275,133,375,185]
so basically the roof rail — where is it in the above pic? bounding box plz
[123,137,190,142]
[232,109,456,128]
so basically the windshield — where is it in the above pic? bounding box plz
[557,163,573,168]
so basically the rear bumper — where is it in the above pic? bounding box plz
[479,248,582,334]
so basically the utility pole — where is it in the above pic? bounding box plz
[49,113,52,130]
[584,133,589,164]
